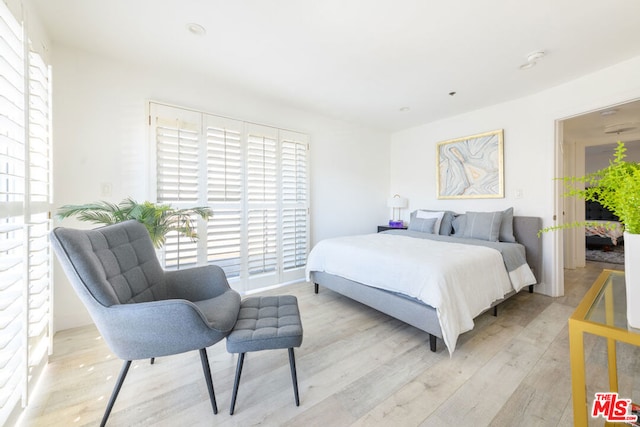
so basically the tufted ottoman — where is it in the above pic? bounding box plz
[226,295,303,415]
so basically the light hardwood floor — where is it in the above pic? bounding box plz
[18,260,638,427]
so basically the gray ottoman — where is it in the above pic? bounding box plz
[226,295,303,415]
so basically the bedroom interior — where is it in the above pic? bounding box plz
[3,0,640,426]
[561,99,640,268]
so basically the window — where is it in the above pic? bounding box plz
[0,3,52,425]
[150,102,309,292]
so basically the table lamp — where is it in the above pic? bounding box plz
[386,194,408,227]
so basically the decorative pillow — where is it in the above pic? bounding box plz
[411,210,454,235]
[500,207,516,242]
[458,211,504,242]
[408,217,438,234]
[452,214,466,235]
[433,210,455,235]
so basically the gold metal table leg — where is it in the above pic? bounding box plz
[569,318,588,426]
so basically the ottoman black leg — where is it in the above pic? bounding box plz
[288,348,300,406]
[230,352,246,415]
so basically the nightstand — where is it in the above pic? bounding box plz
[377,225,407,232]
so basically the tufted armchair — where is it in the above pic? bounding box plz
[50,220,241,426]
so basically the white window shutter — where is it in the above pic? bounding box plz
[152,103,309,292]
[0,3,26,423]
[204,114,243,278]
[150,104,203,269]
[0,221,25,426]
[154,106,201,204]
[26,49,52,403]
[1,4,53,424]
[280,131,309,281]
[205,115,242,203]
[206,209,242,278]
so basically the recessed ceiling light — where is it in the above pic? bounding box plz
[519,61,536,70]
[186,23,206,36]
[519,50,546,70]
[399,107,410,112]
[526,51,545,63]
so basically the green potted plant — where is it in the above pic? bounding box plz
[541,141,640,327]
[56,198,213,249]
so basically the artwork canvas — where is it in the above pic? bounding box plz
[437,129,504,199]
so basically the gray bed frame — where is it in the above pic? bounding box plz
[310,216,542,352]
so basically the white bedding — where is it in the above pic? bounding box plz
[305,233,535,354]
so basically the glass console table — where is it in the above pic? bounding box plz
[569,269,640,426]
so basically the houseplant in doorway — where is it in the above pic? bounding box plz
[540,141,640,327]
[56,198,213,249]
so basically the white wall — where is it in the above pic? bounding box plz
[51,45,391,331]
[390,55,640,297]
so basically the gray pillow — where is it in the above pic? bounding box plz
[408,217,438,234]
[457,211,504,242]
[452,214,466,235]
[500,207,516,242]
[410,210,455,235]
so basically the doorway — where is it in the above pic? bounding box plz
[559,99,640,271]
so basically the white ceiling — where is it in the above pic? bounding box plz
[31,0,640,131]
[564,99,640,154]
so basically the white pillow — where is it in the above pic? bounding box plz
[415,210,445,234]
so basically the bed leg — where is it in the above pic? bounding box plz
[314,283,319,294]
[493,306,498,317]
[429,334,437,352]
[528,284,534,293]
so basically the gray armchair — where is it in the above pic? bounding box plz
[50,220,241,426]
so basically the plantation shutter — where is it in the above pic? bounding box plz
[25,48,52,405]
[245,124,278,289]
[151,101,309,292]
[0,3,26,424]
[152,104,202,269]
[280,131,309,282]
[204,114,243,278]
[0,3,52,424]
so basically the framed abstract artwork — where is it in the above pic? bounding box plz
[436,129,504,199]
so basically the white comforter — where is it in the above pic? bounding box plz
[305,233,534,354]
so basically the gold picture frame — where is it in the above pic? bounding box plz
[436,129,504,199]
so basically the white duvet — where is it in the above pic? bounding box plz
[305,233,533,354]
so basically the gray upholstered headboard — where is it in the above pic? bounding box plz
[513,216,542,284]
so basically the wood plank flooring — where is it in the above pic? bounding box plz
[18,260,638,427]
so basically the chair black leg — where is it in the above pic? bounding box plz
[199,348,218,415]
[288,348,300,406]
[101,360,131,427]
[230,353,245,415]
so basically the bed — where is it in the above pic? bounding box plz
[585,200,624,248]
[306,210,542,354]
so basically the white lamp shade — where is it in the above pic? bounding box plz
[387,196,407,208]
